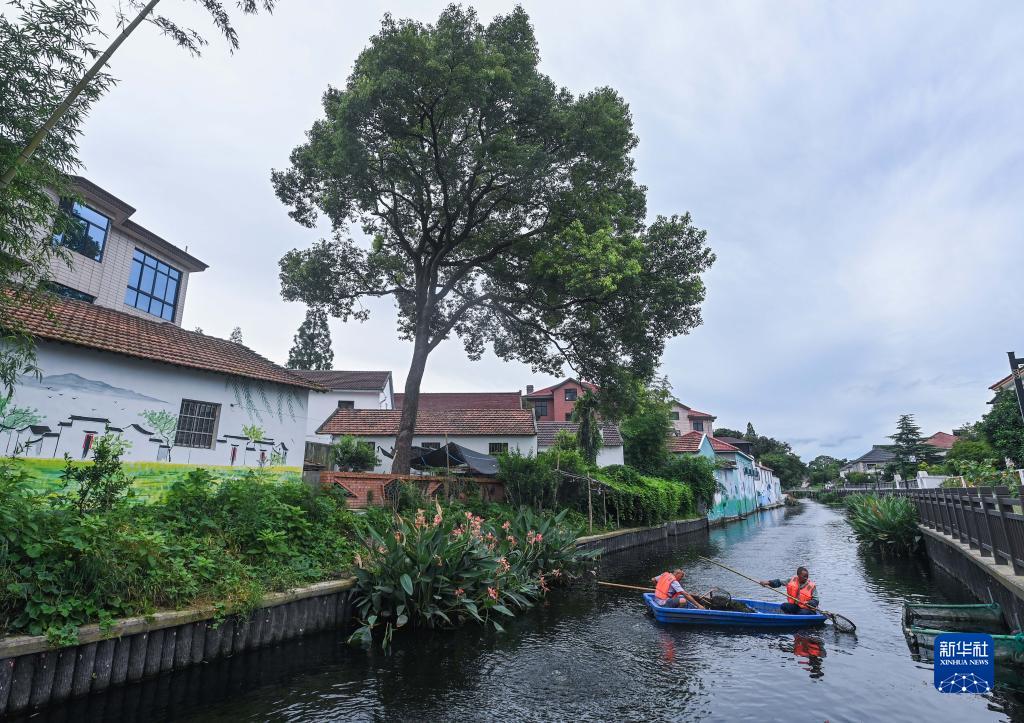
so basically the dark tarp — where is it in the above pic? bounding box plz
[409,442,499,476]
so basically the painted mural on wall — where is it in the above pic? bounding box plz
[707,457,759,521]
[7,456,302,502]
[5,342,309,471]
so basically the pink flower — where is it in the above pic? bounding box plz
[454,588,465,597]
[378,545,387,554]
[539,574,549,593]
[534,533,542,543]
[451,526,465,537]
[497,557,510,572]
[488,586,499,600]
[501,520,511,531]
[506,535,517,546]
[433,513,443,526]
[414,510,426,528]
[465,511,473,519]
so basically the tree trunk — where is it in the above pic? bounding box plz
[390,330,432,474]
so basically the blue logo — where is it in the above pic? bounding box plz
[934,633,994,694]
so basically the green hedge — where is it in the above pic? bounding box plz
[594,465,695,526]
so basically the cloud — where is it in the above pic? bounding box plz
[74,0,1024,462]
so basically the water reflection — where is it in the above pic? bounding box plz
[785,633,826,679]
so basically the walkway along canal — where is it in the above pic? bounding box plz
[11,501,1024,722]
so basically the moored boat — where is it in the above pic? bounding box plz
[903,624,1024,665]
[643,593,827,628]
[904,602,1004,632]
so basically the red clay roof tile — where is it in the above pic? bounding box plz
[394,392,523,412]
[317,409,537,436]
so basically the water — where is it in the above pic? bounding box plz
[26,501,1024,721]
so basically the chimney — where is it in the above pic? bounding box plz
[526,385,534,394]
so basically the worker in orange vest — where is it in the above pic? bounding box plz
[650,569,706,609]
[759,566,818,614]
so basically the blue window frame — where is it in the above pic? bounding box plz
[54,201,110,262]
[125,249,180,321]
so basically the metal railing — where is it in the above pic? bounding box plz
[904,487,1024,575]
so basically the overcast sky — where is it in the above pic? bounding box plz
[68,1,1024,461]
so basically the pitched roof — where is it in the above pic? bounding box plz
[924,432,959,450]
[851,446,896,464]
[7,296,324,390]
[536,421,623,447]
[524,378,599,399]
[990,369,1023,391]
[317,409,537,436]
[290,370,392,391]
[709,436,742,452]
[394,392,523,412]
[686,409,716,420]
[667,431,706,453]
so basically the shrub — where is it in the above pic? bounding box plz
[594,466,693,526]
[58,433,135,514]
[350,504,596,650]
[659,455,717,511]
[331,435,379,471]
[844,494,920,556]
[497,451,558,510]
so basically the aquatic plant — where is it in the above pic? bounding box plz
[844,494,920,556]
[349,505,596,650]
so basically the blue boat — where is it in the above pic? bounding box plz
[642,593,827,628]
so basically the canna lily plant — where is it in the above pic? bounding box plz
[349,503,596,650]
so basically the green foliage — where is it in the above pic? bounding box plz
[979,390,1024,468]
[712,428,744,439]
[944,439,998,468]
[497,451,558,510]
[287,306,334,370]
[395,481,428,512]
[331,435,379,471]
[551,429,578,452]
[844,494,920,556]
[620,384,674,473]
[808,455,843,486]
[817,491,844,505]
[759,451,806,489]
[571,391,603,465]
[888,413,939,479]
[350,504,596,650]
[947,459,1017,488]
[659,454,717,510]
[242,424,265,443]
[0,463,357,644]
[594,466,694,526]
[58,433,135,514]
[272,6,714,471]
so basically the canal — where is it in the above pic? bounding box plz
[21,501,1024,721]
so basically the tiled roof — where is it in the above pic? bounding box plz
[394,392,523,412]
[290,370,392,391]
[524,378,599,399]
[990,369,1023,391]
[686,409,716,419]
[852,446,896,464]
[667,431,706,453]
[924,432,959,450]
[536,421,623,447]
[7,296,324,390]
[318,409,537,436]
[709,436,742,453]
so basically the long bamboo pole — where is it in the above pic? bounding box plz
[1,0,163,189]
[597,581,654,593]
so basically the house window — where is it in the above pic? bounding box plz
[533,401,548,418]
[693,421,704,432]
[489,442,509,456]
[337,400,355,409]
[564,388,577,401]
[421,442,441,449]
[125,249,181,321]
[670,411,680,420]
[565,412,573,421]
[45,281,95,303]
[54,201,110,262]
[174,399,220,449]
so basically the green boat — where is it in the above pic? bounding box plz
[904,625,1024,665]
[904,602,1004,633]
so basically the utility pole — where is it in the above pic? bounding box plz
[1007,352,1024,425]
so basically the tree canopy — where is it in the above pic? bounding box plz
[979,390,1024,468]
[888,413,939,479]
[272,6,715,472]
[620,384,674,474]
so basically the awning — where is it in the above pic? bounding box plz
[410,442,499,476]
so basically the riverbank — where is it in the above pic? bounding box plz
[13,501,1020,722]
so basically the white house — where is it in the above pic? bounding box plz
[535,421,624,467]
[755,463,782,508]
[6,296,323,470]
[316,408,537,473]
[292,369,394,444]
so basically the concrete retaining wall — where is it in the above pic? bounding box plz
[0,579,356,717]
[920,526,1024,630]
[576,517,709,554]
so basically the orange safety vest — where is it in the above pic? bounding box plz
[655,572,682,601]
[785,576,816,609]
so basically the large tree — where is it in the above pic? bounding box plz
[620,383,674,474]
[888,413,939,479]
[272,7,715,472]
[287,306,335,370]
[979,390,1024,468]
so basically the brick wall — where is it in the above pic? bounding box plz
[320,472,506,508]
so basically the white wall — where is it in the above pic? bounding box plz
[306,389,388,442]
[537,443,624,467]
[336,434,537,473]
[8,340,308,468]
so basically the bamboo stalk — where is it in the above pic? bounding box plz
[597,581,654,593]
